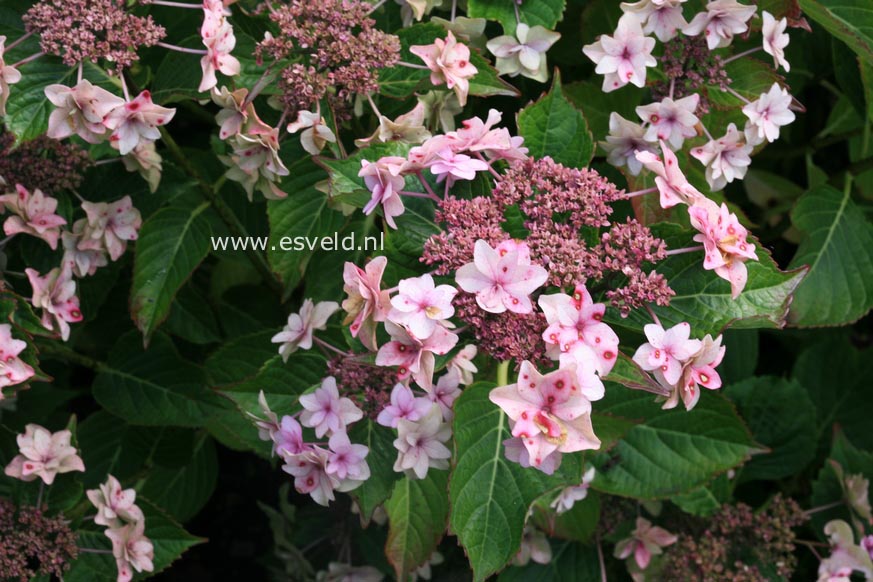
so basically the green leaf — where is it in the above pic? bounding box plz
[468,0,566,36]
[140,433,218,522]
[385,470,449,579]
[449,382,580,581]
[607,224,806,337]
[670,474,732,517]
[787,184,873,326]
[602,353,668,395]
[92,331,231,427]
[131,202,213,345]
[530,490,600,543]
[349,420,401,523]
[163,284,222,344]
[563,79,643,140]
[793,336,873,450]
[517,72,595,168]
[798,0,873,62]
[498,540,600,582]
[67,499,204,582]
[205,329,276,388]
[810,431,873,533]
[724,376,816,482]
[592,390,757,499]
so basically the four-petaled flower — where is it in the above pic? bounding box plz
[105,90,176,155]
[287,110,337,156]
[0,36,22,117]
[486,24,561,83]
[45,80,125,143]
[635,142,702,208]
[690,123,753,191]
[0,184,67,249]
[743,83,796,146]
[87,475,145,527]
[342,256,391,351]
[375,321,459,386]
[583,13,657,92]
[105,520,155,582]
[410,31,478,106]
[389,274,457,339]
[632,322,701,386]
[325,431,370,490]
[376,383,433,428]
[455,239,548,314]
[77,196,142,261]
[26,264,83,341]
[298,377,364,438]
[614,517,677,570]
[762,11,791,72]
[393,405,452,479]
[663,333,726,410]
[621,0,688,42]
[4,423,85,485]
[271,299,340,361]
[636,94,700,149]
[0,323,35,395]
[602,112,657,175]
[359,157,406,229]
[683,0,756,50]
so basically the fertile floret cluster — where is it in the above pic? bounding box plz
[0,130,92,194]
[0,499,79,581]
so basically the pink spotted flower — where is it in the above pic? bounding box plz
[375,321,459,386]
[376,383,433,428]
[489,361,601,472]
[634,142,702,208]
[0,184,67,249]
[105,520,154,582]
[428,148,490,187]
[4,424,85,485]
[299,377,364,438]
[45,79,125,144]
[663,333,725,410]
[636,94,700,149]
[199,7,240,92]
[410,31,478,106]
[683,0,756,50]
[26,264,83,341]
[614,517,677,570]
[360,157,406,229]
[389,274,457,339]
[342,256,391,351]
[0,323,35,395]
[0,36,21,117]
[105,90,176,155]
[282,446,337,506]
[87,475,145,527]
[77,196,142,261]
[287,110,337,156]
[632,322,701,386]
[325,431,370,491]
[455,239,549,314]
[271,299,340,361]
[582,13,657,92]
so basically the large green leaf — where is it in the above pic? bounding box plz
[725,376,817,482]
[449,382,581,581]
[563,79,643,140]
[92,332,231,427]
[498,540,600,582]
[591,388,757,499]
[140,433,218,522]
[468,0,566,36]
[517,72,595,168]
[349,420,401,523]
[787,184,873,326]
[131,202,213,344]
[385,470,449,579]
[798,0,873,62]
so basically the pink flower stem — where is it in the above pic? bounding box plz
[416,171,438,199]
[722,46,761,65]
[243,67,274,107]
[36,482,44,509]
[79,548,114,555]
[313,336,353,357]
[596,536,607,582]
[383,285,399,294]
[400,190,441,202]
[150,0,203,8]
[666,245,704,256]
[11,51,43,68]
[796,540,823,561]
[724,85,752,105]
[5,32,33,52]
[474,152,502,181]
[700,123,714,141]
[668,77,675,100]
[0,234,17,247]
[644,304,661,327]
[366,93,382,118]
[120,74,131,101]
[452,0,459,21]
[368,0,387,13]
[444,180,451,200]
[397,61,430,70]
[622,186,658,199]
[803,500,844,517]
[77,62,83,83]
[94,158,123,166]
[157,41,208,55]
[512,0,521,24]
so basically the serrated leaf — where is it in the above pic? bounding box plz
[798,0,873,62]
[725,376,816,481]
[449,382,581,581]
[787,184,873,326]
[563,79,643,140]
[385,470,449,579]
[92,331,231,427]
[140,433,218,522]
[131,202,213,344]
[592,390,756,499]
[517,72,594,168]
[468,0,566,36]
[670,474,732,517]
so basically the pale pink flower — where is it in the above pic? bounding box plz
[662,333,726,410]
[635,142,702,208]
[355,102,432,147]
[77,196,142,261]
[410,31,478,106]
[26,264,83,341]
[614,517,677,570]
[87,475,144,527]
[122,142,163,193]
[0,323,35,394]
[602,112,656,175]
[393,405,451,479]
[342,256,391,351]
[199,14,240,92]
[538,285,620,378]
[376,383,433,428]
[762,11,791,72]
[282,446,337,506]
[45,79,124,143]
[299,377,364,438]
[287,110,337,155]
[273,416,306,458]
[632,322,701,386]
[447,344,477,385]
[105,90,176,155]
[428,148,489,187]
[690,123,752,191]
[0,36,21,117]
[818,520,873,582]
[106,520,155,582]
[621,0,688,42]
[252,390,281,443]
[583,13,657,92]
[389,274,457,339]
[0,184,67,249]
[489,361,601,471]
[318,562,385,582]
[513,525,552,566]
[325,431,370,490]
[550,466,596,514]
[862,535,873,561]
[503,436,562,475]
[453,109,528,162]
[212,86,270,140]
[375,321,459,386]
[360,157,406,229]
[221,127,289,200]
[486,23,561,82]
[683,0,756,50]
[843,472,873,525]
[743,83,796,145]
[636,94,700,149]
[425,369,463,420]
[271,299,340,361]
[4,424,85,485]
[688,197,758,298]
[455,239,549,314]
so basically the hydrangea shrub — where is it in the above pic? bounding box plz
[0,0,872,580]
